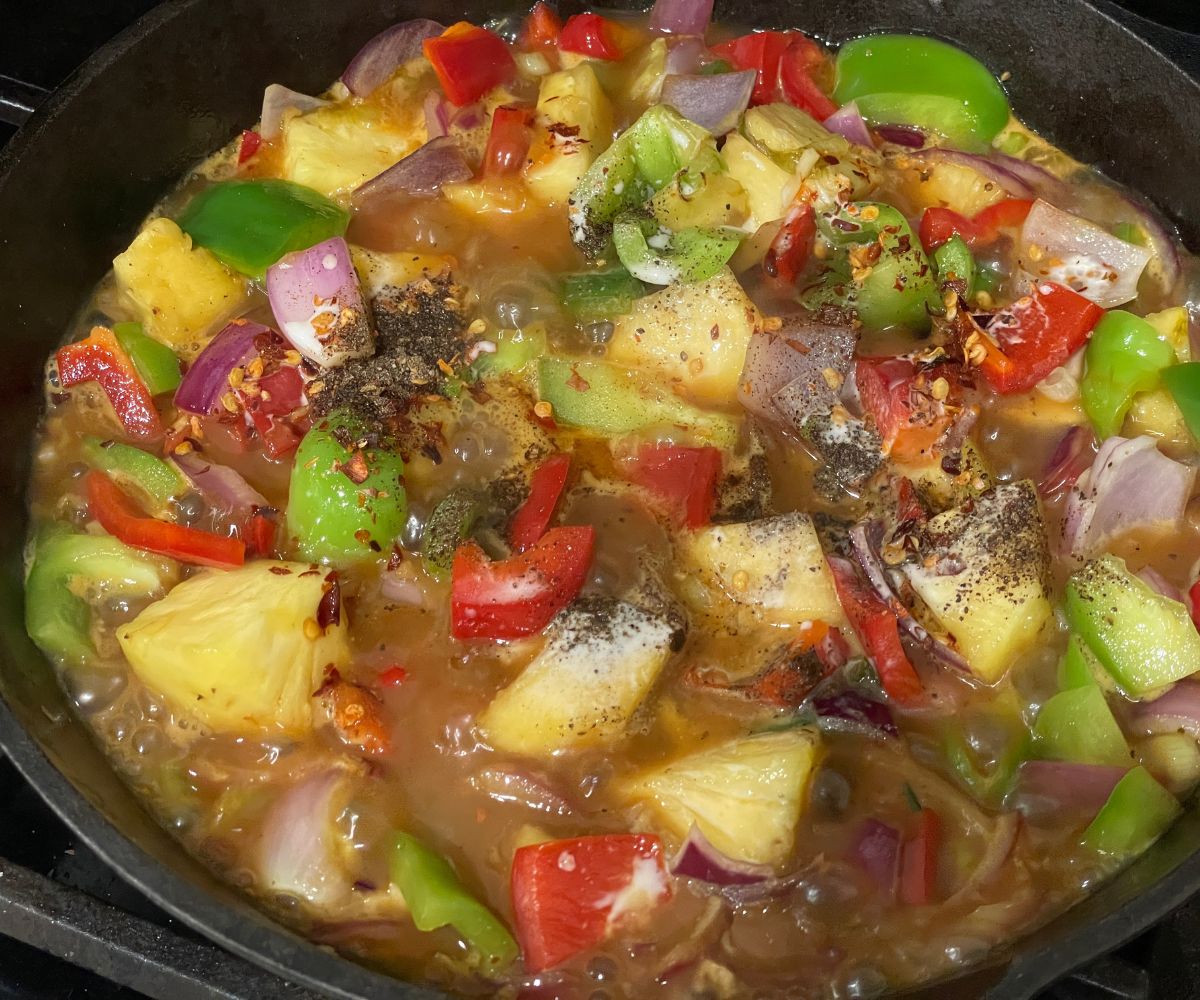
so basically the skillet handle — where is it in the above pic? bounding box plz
[0,75,49,128]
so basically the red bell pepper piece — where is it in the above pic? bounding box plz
[56,327,163,442]
[483,105,534,178]
[509,453,571,551]
[712,30,833,116]
[238,130,262,165]
[520,1,562,50]
[424,23,516,106]
[625,444,722,529]
[558,12,624,60]
[246,511,277,557]
[977,282,1103,395]
[243,364,308,459]
[451,525,594,639]
[1189,580,1200,632]
[855,357,960,463]
[899,808,941,905]
[86,471,245,568]
[919,198,1034,253]
[510,834,671,972]
[763,199,816,285]
[828,557,923,705]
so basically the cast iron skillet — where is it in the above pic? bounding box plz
[1,0,1198,996]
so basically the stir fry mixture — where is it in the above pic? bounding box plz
[25,3,1200,997]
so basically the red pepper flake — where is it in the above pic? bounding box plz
[317,573,342,630]
[379,665,409,687]
[565,366,591,392]
[238,129,262,164]
[340,450,371,485]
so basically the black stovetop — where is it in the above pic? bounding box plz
[2,2,1200,998]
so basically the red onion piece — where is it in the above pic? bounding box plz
[665,37,707,76]
[1129,680,1200,738]
[354,137,472,205]
[342,19,445,97]
[470,767,576,816]
[823,102,874,149]
[874,124,925,148]
[260,85,330,141]
[660,70,755,135]
[1038,425,1096,498]
[849,819,900,896]
[266,236,372,369]
[1107,188,1184,295]
[990,153,1070,202]
[256,772,349,905]
[172,452,267,517]
[1009,760,1126,820]
[1062,435,1194,558]
[423,90,452,138]
[812,689,898,739]
[1136,566,1185,604]
[670,824,774,886]
[1019,199,1153,308]
[944,812,1021,905]
[907,148,1035,200]
[648,0,714,36]
[174,320,270,415]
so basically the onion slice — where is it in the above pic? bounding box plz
[1129,680,1200,738]
[1009,760,1126,820]
[660,70,755,135]
[874,124,924,148]
[354,137,472,205]
[342,20,445,97]
[256,772,350,905]
[172,452,267,517]
[174,320,270,415]
[1062,435,1194,558]
[812,689,898,739]
[1037,424,1096,498]
[266,236,373,369]
[670,824,774,886]
[1019,199,1153,308]
[648,0,714,36]
[823,102,874,148]
[850,819,900,896]
[1136,566,1184,604]
[665,37,707,76]
[260,85,329,141]
[907,148,1035,200]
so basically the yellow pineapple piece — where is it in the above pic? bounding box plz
[526,64,615,205]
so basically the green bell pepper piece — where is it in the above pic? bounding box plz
[1065,554,1200,696]
[112,322,181,395]
[423,489,486,578]
[1161,362,1200,441]
[612,215,741,285]
[944,721,1028,804]
[833,34,1011,150]
[1083,766,1181,856]
[1056,633,1111,691]
[25,528,173,667]
[1080,310,1176,440]
[470,327,548,380]
[804,201,939,332]
[1111,221,1146,246]
[1033,685,1131,767]
[287,411,407,564]
[700,59,733,75]
[389,832,517,968]
[561,266,645,321]
[80,436,185,512]
[177,179,349,278]
[933,235,975,295]
[537,357,739,447]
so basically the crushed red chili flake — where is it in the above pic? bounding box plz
[379,665,409,687]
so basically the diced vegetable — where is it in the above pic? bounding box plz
[833,34,1010,150]
[451,526,594,640]
[177,179,350,278]
[561,267,645,322]
[470,325,548,379]
[622,729,821,865]
[1083,766,1181,856]
[612,215,742,285]
[55,327,164,442]
[558,13,626,60]
[287,412,408,564]
[608,266,762,405]
[1080,310,1176,439]
[508,453,570,551]
[712,31,834,118]
[423,488,486,578]
[721,131,798,228]
[899,808,941,905]
[1160,362,1200,442]
[424,23,516,106]
[525,64,614,205]
[80,437,184,513]
[479,597,675,754]
[903,481,1051,682]
[390,832,517,968]
[116,561,350,734]
[111,322,182,395]
[624,444,721,529]
[25,529,176,668]
[1058,634,1110,690]
[511,835,671,972]
[1065,554,1200,696]
[113,219,247,358]
[1033,686,1132,768]
[933,235,975,294]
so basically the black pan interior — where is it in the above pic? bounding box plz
[1,1,1199,997]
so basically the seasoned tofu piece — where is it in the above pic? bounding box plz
[679,512,847,628]
[622,729,822,865]
[479,598,678,756]
[903,480,1052,682]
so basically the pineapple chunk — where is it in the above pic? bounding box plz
[903,480,1051,682]
[349,245,454,298]
[1125,389,1192,454]
[113,218,248,359]
[680,512,846,628]
[479,598,678,756]
[117,561,350,736]
[526,64,615,205]
[894,155,1006,216]
[650,172,750,231]
[281,101,423,199]
[722,132,798,228]
[441,178,528,216]
[623,729,821,865]
[609,267,762,405]
[1147,306,1191,361]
